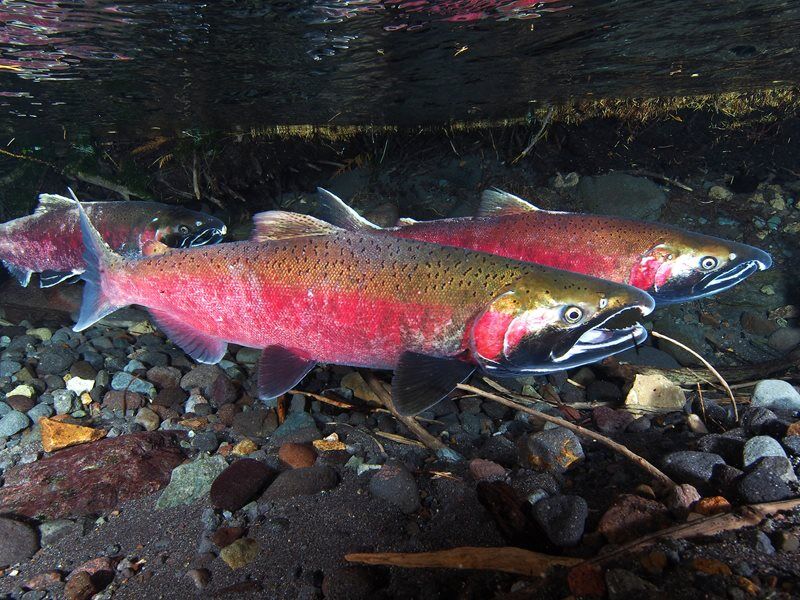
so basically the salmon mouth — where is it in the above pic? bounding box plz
[179,225,227,247]
[692,257,769,297]
[550,306,648,368]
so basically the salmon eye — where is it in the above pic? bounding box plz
[178,225,190,235]
[562,306,584,324]
[700,256,718,270]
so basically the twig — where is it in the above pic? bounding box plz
[651,331,738,422]
[697,383,707,426]
[364,374,447,453]
[289,389,355,410]
[512,106,554,164]
[374,431,425,448]
[585,497,800,566]
[457,384,676,492]
[346,546,581,577]
[623,169,694,192]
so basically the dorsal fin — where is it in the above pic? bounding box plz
[34,193,75,216]
[316,188,380,232]
[251,210,341,241]
[478,189,539,217]
[395,217,419,227]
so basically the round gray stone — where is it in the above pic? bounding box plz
[751,380,800,412]
[743,436,787,469]
[0,410,30,437]
[532,495,588,547]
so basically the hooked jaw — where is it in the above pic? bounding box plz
[178,224,227,248]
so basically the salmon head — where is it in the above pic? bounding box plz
[629,230,772,304]
[144,206,227,248]
[469,273,655,376]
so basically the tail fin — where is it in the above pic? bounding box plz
[73,199,125,332]
[316,188,381,232]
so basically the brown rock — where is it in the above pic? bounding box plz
[232,439,258,456]
[101,390,145,411]
[146,366,182,389]
[692,557,732,576]
[741,311,779,337]
[665,483,700,518]
[640,551,668,575]
[786,421,800,437]
[218,404,239,427]
[278,443,317,468]
[64,571,96,600]
[40,418,106,452]
[186,568,210,590]
[260,466,339,501]
[210,458,276,512]
[567,563,606,598]
[0,432,185,519]
[597,494,671,544]
[25,570,63,590]
[468,458,507,482]
[211,526,244,549]
[152,386,187,407]
[5,395,34,412]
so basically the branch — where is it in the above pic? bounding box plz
[457,383,676,491]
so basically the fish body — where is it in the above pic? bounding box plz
[318,189,773,305]
[74,207,654,415]
[0,194,226,287]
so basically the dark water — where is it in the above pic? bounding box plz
[1,0,798,143]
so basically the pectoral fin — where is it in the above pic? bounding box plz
[39,270,82,288]
[391,352,475,416]
[147,308,227,364]
[257,345,316,401]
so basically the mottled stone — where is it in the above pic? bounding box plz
[0,410,30,436]
[532,495,588,547]
[40,418,106,452]
[156,454,228,509]
[219,538,259,569]
[751,380,800,412]
[598,494,671,544]
[368,462,419,514]
[278,443,317,468]
[0,432,186,518]
[519,427,584,473]
[662,451,725,492]
[743,436,786,469]
[0,517,39,567]
[261,466,339,502]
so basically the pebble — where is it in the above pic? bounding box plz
[696,434,745,466]
[261,466,339,501]
[597,494,671,544]
[191,431,219,453]
[111,372,156,398]
[210,458,275,511]
[518,427,584,473]
[211,526,244,549]
[605,568,658,599]
[694,496,732,515]
[134,407,161,432]
[278,443,317,468]
[664,483,700,517]
[368,462,420,514]
[231,439,258,456]
[532,495,588,547]
[270,411,320,445]
[186,568,210,590]
[27,403,53,421]
[0,360,22,377]
[146,366,182,389]
[772,531,800,552]
[52,390,76,415]
[783,435,800,455]
[180,364,225,395]
[625,373,686,413]
[0,517,40,566]
[220,538,259,569]
[708,185,733,201]
[468,458,507,482]
[24,571,63,590]
[102,390,145,411]
[36,347,76,375]
[6,395,34,412]
[741,407,782,437]
[0,410,30,437]
[156,454,228,509]
[767,327,800,353]
[592,406,633,434]
[737,460,793,503]
[64,571,96,600]
[65,377,94,395]
[661,451,725,491]
[8,384,34,398]
[743,436,786,468]
[751,380,800,412]
[40,418,106,452]
[153,386,186,407]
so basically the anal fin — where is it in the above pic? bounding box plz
[148,308,227,364]
[391,352,475,416]
[39,270,82,288]
[257,345,316,401]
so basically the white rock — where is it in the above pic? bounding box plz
[66,376,95,395]
[625,373,686,414]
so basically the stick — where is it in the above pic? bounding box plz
[289,389,355,410]
[346,546,581,577]
[623,169,694,192]
[585,497,800,565]
[512,107,554,164]
[651,331,738,422]
[457,384,676,491]
[364,374,447,453]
